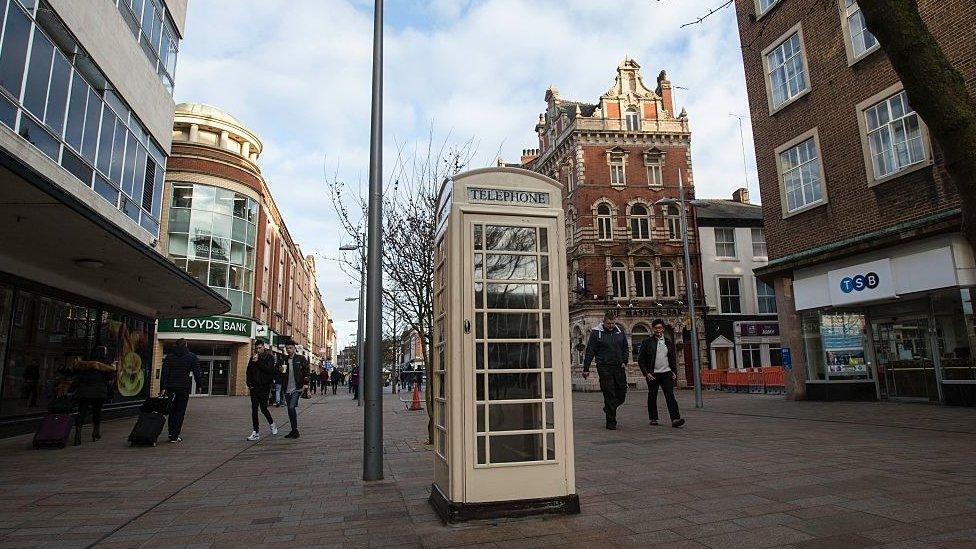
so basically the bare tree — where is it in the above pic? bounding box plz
[679,0,976,250]
[327,131,475,443]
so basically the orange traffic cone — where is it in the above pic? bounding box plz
[410,381,422,411]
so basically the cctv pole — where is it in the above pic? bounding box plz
[362,0,384,481]
[678,170,704,409]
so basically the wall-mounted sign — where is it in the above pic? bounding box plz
[827,259,895,306]
[781,347,792,371]
[158,315,252,338]
[468,187,550,206]
[738,322,780,337]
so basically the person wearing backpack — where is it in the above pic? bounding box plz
[245,342,278,441]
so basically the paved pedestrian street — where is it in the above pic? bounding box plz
[1,390,975,548]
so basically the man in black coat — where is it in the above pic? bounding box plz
[245,342,278,441]
[280,342,310,438]
[636,319,685,428]
[582,311,630,430]
[159,339,203,443]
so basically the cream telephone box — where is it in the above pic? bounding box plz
[428,167,579,523]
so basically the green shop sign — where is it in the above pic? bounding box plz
[158,315,252,338]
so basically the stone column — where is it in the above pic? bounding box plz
[775,275,807,400]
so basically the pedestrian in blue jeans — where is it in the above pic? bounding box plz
[280,342,310,438]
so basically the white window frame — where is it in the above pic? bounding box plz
[754,0,781,18]
[624,107,640,131]
[717,276,743,315]
[756,278,777,315]
[856,83,933,186]
[659,262,677,298]
[714,227,737,259]
[610,262,628,299]
[646,163,662,188]
[629,203,651,240]
[664,205,681,241]
[761,23,811,115]
[751,227,768,259]
[740,343,763,369]
[774,127,828,218]
[609,153,626,186]
[839,0,880,65]
[596,203,613,241]
[634,262,655,299]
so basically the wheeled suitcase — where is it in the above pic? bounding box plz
[128,412,166,446]
[140,394,173,415]
[33,413,74,449]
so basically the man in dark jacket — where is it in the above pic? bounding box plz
[281,342,310,438]
[637,319,685,428]
[159,339,203,443]
[245,342,278,441]
[330,368,341,395]
[582,311,629,430]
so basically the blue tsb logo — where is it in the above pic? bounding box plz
[840,272,880,294]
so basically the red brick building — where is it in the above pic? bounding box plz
[734,0,976,404]
[525,59,707,389]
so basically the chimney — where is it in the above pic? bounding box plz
[521,148,540,166]
[732,187,750,204]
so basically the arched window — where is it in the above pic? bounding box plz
[625,107,640,131]
[664,205,681,240]
[629,203,650,240]
[631,324,650,356]
[660,261,677,298]
[611,261,628,299]
[634,261,654,298]
[596,203,613,241]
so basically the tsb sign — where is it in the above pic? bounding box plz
[839,272,880,294]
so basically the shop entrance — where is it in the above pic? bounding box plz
[187,343,231,396]
[871,317,939,401]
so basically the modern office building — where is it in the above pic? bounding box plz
[698,188,781,370]
[152,103,334,396]
[734,0,976,404]
[525,58,707,389]
[0,0,230,434]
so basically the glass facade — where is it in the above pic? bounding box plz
[0,280,153,418]
[115,0,179,93]
[167,183,258,317]
[0,0,166,236]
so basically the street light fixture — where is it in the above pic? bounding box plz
[654,170,706,409]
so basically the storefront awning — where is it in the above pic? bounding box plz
[0,148,230,319]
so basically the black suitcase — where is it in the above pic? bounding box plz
[140,394,173,415]
[128,412,166,446]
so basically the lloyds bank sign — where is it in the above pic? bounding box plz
[158,315,253,338]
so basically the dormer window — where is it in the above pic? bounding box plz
[625,107,640,131]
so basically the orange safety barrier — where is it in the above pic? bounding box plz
[726,370,749,392]
[699,366,786,394]
[747,369,765,393]
[763,366,785,393]
[700,369,727,390]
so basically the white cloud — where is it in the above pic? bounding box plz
[175,0,757,348]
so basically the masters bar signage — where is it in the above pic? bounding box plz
[468,187,550,206]
[158,315,252,338]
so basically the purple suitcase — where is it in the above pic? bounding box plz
[33,413,74,449]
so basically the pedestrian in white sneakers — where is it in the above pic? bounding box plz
[245,342,278,441]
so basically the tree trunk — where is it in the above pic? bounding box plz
[857,0,976,247]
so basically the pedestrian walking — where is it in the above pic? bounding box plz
[582,311,629,430]
[245,342,278,441]
[350,365,360,400]
[159,339,203,443]
[637,319,685,428]
[318,368,329,396]
[330,368,341,395]
[70,347,116,445]
[309,369,318,395]
[280,342,310,438]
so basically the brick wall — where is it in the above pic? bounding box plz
[734,0,975,262]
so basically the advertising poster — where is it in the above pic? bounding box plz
[100,312,152,401]
[820,314,868,376]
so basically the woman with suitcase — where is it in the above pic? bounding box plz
[71,346,116,445]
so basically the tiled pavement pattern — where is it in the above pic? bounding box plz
[1,389,975,548]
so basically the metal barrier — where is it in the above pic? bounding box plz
[700,366,786,394]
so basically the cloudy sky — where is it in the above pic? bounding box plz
[173,0,757,348]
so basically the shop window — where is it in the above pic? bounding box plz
[802,311,826,380]
[741,344,762,369]
[769,346,783,367]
